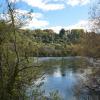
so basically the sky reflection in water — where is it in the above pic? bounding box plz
[32,57,100,100]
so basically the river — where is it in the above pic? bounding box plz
[28,57,100,100]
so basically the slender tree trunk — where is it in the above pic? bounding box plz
[6,0,19,94]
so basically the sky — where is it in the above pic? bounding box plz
[0,0,95,33]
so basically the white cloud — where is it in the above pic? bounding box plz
[67,0,90,6]
[9,0,20,3]
[22,18,49,29]
[15,9,43,19]
[66,20,89,30]
[48,26,63,33]
[0,8,49,29]
[0,9,42,20]
[26,0,65,11]
[48,20,90,33]
[16,9,49,29]
[11,0,65,11]
[16,9,48,28]
[9,0,91,11]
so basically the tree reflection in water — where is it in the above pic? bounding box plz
[29,57,100,100]
[76,93,100,100]
[74,77,100,100]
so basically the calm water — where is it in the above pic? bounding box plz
[29,57,100,100]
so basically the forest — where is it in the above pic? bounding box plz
[1,24,100,57]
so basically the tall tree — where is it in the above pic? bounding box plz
[67,29,84,43]
[0,0,41,99]
[89,0,100,33]
[59,28,65,38]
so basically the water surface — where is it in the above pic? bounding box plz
[30,57,100,100]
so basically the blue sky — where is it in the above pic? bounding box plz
[0,0,94,32]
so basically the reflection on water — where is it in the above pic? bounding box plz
[41,69,78,100]
[76,94,100,100]
[30,57,100,100]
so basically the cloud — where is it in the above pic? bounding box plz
[0,8,49,29]
[66,20,89,30]
[9,0,91,11]
[22,18,49,29]
[11,0,65,11]
[9,0,19,2]
[26,0,65,11]
[15,9,43,19]
[48,20,90,33]
[67,0,90,6]
[47,26,63,33]
[0,8,42,20]
[16,9,49,29]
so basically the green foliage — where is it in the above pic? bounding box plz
[59,28,65,38]
[13,28,100,57]
[0,20,100,100]
[31,88,62,100]
[67,29,84,43]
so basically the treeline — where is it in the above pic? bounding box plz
[0,20,100,58]
[20,28,100,57]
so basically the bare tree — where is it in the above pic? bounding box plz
[89,0,100,33]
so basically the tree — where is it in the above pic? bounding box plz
[82,0,100,57]
[59,28,65,38]
[67,29,84,43]
[43,29,55,43]
[0,0,41,99]
[89,0,100,33]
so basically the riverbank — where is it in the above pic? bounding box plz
[33,56,100,67]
